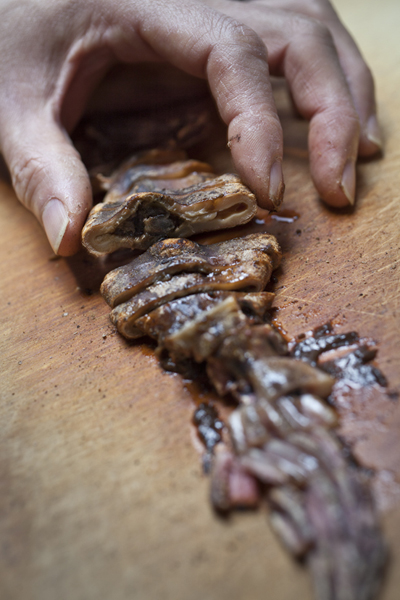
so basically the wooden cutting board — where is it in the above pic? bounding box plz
[0,1,399,599]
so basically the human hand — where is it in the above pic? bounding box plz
[0,0,286,255]
[206,0,381,207]
[0,0,380,256]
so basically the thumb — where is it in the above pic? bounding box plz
[1,111,92,255]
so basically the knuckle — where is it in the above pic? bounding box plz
[329,105,360,131]
[231,21,266,58]
[212,14,267,59]
[299,0,332,23]
[206,15,268,85]
[354,61,374,88]
[293,14,334,47]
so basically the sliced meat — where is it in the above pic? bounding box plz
[292,324,388,388]
[91,184,386,600]
[224,400,386,599]
[82,172,258,256]
[100,155,214,202]
[292,329,359,367]
[206,324,288,400]
[320,345,388,387]
[248,357,335,404]
[206,326,334,403]
[135,291,275,345]
[193,402,225,454]
[210,446,261,511]
[101,233,280,307]
[110,269,271,340]
[276,394,338,430]
[268,486,314,556]
[162,296,249,363]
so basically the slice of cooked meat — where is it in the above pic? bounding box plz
[205,323,288,400]
[205,324,333,403]
[210,446,261,511]
[82,173,258,256]
[292,324,388,387]
[163,296,249,362]
[193,402,225,454]
[292,329,360,366]
[99,154,215,201]
[248,357,335,404]
[89,148,190,196]
[135,292,229,342]
[268,486,314,556]
[134,291,274,347]
[276,394,338,429]
[101,233,281,307]
[110,270,272,340]
[320,345,388,386]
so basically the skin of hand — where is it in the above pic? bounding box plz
[0,0,381,256]
[206,0,381,202]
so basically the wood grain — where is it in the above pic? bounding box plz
[0,1,399,599]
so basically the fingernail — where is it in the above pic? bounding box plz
[269,161,284,208]
[340,160,356,206]
[366,114,383,149]
[42,199,69,253]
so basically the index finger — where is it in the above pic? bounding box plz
[103,0,284,209]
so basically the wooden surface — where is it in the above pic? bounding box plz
[1,1,399,599]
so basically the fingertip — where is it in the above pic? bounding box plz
[359,114,383,156]
[310,148,357,209]
[43,197,91,256]
[56,214,87,256]
[320,189,353,209]
[316,160,356,209]
[0,106,94,255]
[268,160,285,210]
[227,113,284,212]
[42,199,70,254]
[251,163,285,211]
[339,158,356,206]
[234,159,285,212]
